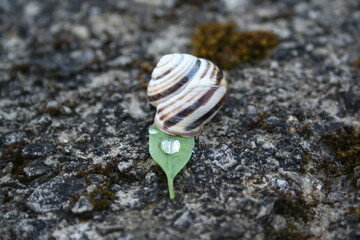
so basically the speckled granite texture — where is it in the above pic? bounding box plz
[1,0,360,239]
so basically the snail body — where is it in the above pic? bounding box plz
[147,53,227,137]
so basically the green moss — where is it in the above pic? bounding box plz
[132,59,153,88]
[191,22,278,70]
[247,111,274,133]
[2,192,12,204]
[75,157,120,185]
[321,127,360,184]
[297,123,312,139]
[265,192,316,240]
[274,192,315,223]
[75,157,125,210]
[131,59,153,74]
[354,58,360,70]
[0,140,31,183]
[299,149,310,175]
[348,206,360,220]
[266,223,314,240]
[88,185,115,211]
[69,194,81,205]
[75,157,138,211]
[36,106,62,117]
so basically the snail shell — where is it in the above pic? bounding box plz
[147,53,227,137]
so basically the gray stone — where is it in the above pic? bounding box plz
[107,56,132,68]
[27,176,86,213]
[2,162,13,174]
[1,131,27,145]
[22,143,55,157]
[211,222,245,239]
[327,192,345,203]
[272,215,287,231]
[117,160,134,172]
[23,163,49,178]
[112,189,140,210]
[354,166,360,176]
[71,196,94,214]
[173,210,195,230]
[75,133,92,144]
[209,144,239,171]
[10,219,57,240]
[348,229,360,240]
[0,0,11,13]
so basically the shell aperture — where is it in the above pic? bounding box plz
[147,53,227,137]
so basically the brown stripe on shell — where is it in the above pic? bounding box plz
[155,69,172,80]
[156,54,178,68]
[185,93,226,131]
[155,117,202,137]
[200,60,211,79]
[158,87,198,115]
[158,87,201,120]
[149,59,193,93]
[154,59,211,113]
[148,59,201,102]
[210,65,217,80]
[149,55,192,94]
[163,86,219,129]
[154,54,184,80]
[216,69,224,85]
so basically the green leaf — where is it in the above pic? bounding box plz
[149,124,194,199]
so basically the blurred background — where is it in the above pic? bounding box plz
[1,0,360,239]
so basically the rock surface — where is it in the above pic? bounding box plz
[1,0,360,239]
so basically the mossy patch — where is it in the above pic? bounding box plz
[75,157,137,211]
[0,140,31,184]
[354,58,360,70]
[248,111,268,129]
[246,111,277,133]
[75,157,121,186]
[88,185,115,211]
[299,149,310,175]
[132,59,153,88]
[265,192,317,240]
[191,22,278,70]
[348,206,360,220]
[36,106,62,117]
[274,192,316,223]
[77,165,116,211]
[321,127,360,184]
[297,123,312,139]
[266,223,314,240]
[2,192,12,204]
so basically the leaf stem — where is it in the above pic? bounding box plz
[167,176,175,199]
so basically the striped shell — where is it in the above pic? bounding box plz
[147,53,227,137]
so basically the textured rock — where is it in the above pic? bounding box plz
[1,131,28,145]
[173,210,195,230]
[23,163,50,178]
[71,196,94,214]
[0,0,360,239]
[22,143,55,157]
[27,176,86,213]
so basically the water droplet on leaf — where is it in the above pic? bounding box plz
[161,138,180,154]
[149,126,158,135]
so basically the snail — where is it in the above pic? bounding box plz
[147,53,227,137]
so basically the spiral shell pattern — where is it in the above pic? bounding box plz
[147,53,227,137]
